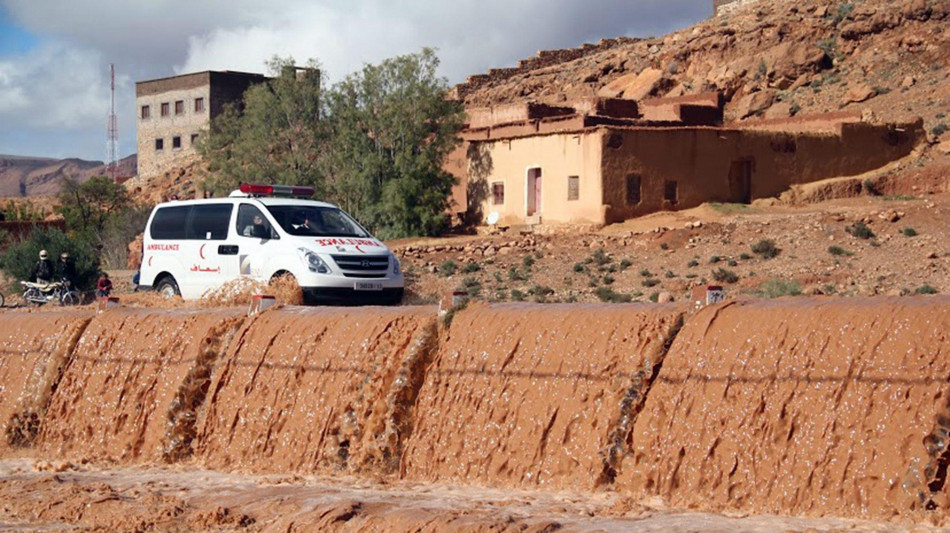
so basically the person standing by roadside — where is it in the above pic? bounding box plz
[30,250,54,284]
[58,252,77,288]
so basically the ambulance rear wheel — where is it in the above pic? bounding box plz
[156,276,180,298]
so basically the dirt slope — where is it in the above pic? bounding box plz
[458,0,950,141]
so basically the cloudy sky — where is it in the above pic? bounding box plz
[0,0,710,161]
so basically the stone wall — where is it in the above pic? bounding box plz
[453,37,640,100]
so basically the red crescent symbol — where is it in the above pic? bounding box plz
[199,243,206,259]
[355,245,365,253]
[148,256,153,267]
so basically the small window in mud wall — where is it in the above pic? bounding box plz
[174,100,184,115]
[664,180,678,204]
[140,105,150,119]
[172,136,182,149]
[194,97,205,113]
[492,182,505,205]
[154,138,164,151]
[160,102,169,117]
[191,133,200,146]
[625,174,641,205]
[567,176,579,201]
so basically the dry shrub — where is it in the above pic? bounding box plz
[199,276,303,307]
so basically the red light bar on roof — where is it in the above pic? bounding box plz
[239,183,315,197]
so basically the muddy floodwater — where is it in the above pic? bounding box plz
[0,297,949,531]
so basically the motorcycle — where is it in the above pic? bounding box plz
[21,279,81,306]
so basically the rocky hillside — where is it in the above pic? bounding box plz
[0,154,137,198]
[458,0,950,138]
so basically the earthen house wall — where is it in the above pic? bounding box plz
[601,121,922,222]
[469,131,604,226]
[457,117,923,226]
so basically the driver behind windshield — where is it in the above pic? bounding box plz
[269,206,367,237]
[290,211,321,235]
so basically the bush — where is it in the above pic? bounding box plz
[508,265,526,281]
[619,258,632,271]
[932,123,948,137]
[902,227,918,237]
[591,248,610,266]
[602,275,615,285]
[687,259,699,267]
[709,255,722,264]
[915,284,938,295]
[595,287,632,303]
[511,289,525,301]
[529,284,554,302]
[846,222,875,239]
[751,239,780,259]
[522,256,535,269]
[711,267,739,284]
[642,278,660,288]
[665,270,676,279]
[573,262,585,273]
[739,253,752,260]
[461,262,481,273]
[757,279,802,298]
[0,227,99,292]
[639,268,652,277]
[828,245,853,256]
[660,242,670,251]
[439,260,457,277]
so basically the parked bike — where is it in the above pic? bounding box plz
[21,280,80,306]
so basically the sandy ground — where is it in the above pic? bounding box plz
[0,459,945,533]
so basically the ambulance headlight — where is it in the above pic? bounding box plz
[391,254,401,275]
[297,247,328,274]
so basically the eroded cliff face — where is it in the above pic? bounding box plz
[1,297,949,522]
[402,303,683,489]
[620,298,950,519]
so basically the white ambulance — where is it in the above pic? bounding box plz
[139,183,404,304]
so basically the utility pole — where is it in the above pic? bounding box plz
[106,63,119,182]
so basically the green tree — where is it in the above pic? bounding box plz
[57,176,131,246]
[198,57,326,195]
[323,48,464,238]
[0,227,99,291]
[199,49,464,240]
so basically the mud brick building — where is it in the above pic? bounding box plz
[135,71,268,178]
[448,94,923,227]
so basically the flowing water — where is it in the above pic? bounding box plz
[0,296,949,525]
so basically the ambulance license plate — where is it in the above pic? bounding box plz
[354,281,384,291]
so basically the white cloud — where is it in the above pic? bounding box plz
[176,0,710,83]
[0,42,114,128]
[0,0,710,159]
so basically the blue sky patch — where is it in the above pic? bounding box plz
[0,6,38,55]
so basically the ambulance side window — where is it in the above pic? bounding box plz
[236,204,276,239]
[189,204,232,240]
[150,206,189,240]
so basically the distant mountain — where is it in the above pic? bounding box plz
[0,154,137,197]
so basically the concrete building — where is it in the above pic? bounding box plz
[449,95,923,227]
[135,71,268,178]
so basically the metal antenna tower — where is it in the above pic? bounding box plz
[106,63,119,181]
